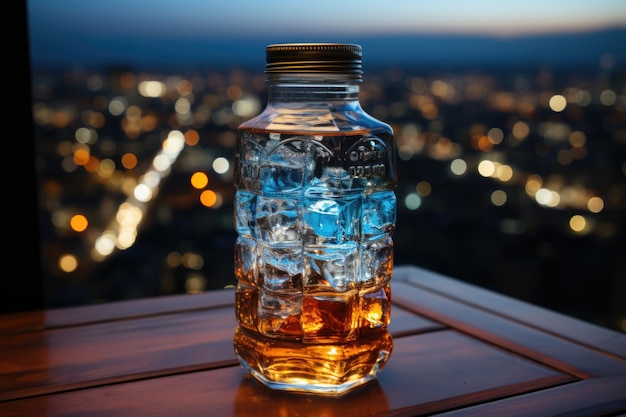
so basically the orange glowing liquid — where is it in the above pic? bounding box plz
[233,283,393,395]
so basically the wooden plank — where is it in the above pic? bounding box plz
[0,303,437,401]
[389,304,444,336]
[435,376,626,417]
[0,289,236,336]
[0,331,573,417]
[0,306,239,401]
[394,265,626,360]
[391,279,626,379]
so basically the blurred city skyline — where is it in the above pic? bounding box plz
[19,1,626,332]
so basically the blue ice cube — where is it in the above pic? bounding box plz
[235,191,257,237]
[362,191,396,239]
[260,139,309,195]
[303,193,359,244]
[260,163,305,195]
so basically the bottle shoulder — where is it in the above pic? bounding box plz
[238,102,393,135]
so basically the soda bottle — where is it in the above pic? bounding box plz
[233,43,397,395]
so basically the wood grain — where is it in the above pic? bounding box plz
[0,301,437,402]
[0,290,236,336]
[394,265,626,360]
[2,265,625,416]
[391,279,626,379]
[0,331,573,417]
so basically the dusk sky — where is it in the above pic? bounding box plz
[27,0,626,68]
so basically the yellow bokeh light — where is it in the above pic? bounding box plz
[587,197,604,213]
[58,254,78,273]
[535,188,560,207]
[184,130,200,146]
[569,215,587,232]
[478,160,495,177]
[177,79,193,96]
[83,155,99,173]
[200,189,218,207]
[185,274,206,294]
[569,131,586,147]
[472,134,495,151]
[549,94,567,112]
[166,251,182,268]
[70,214,88,232]
[138,80,166,98]
[450,158,467,176]
[491,190,507,206]
[226,84,243,101]
[416,181,432,196]
[182,252,205,270]
[525,174,543,196]
[73,148,90,166]
[191,172,209,189]
[512,121,530,140]
[121,153,138,170]
[496,164,513,182]
[140,114,158,132]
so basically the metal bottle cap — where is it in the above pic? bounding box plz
[265,43,363,78]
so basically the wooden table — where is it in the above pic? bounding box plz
[1,265,625,416]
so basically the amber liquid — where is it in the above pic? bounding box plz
[233,285,393,394]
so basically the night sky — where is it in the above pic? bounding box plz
[27,0,626,68]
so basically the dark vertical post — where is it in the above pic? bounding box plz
[0,0,45,313]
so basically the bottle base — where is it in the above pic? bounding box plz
[233,326,393,395]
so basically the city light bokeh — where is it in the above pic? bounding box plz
[18,0,625,332]
[29,53,626,333]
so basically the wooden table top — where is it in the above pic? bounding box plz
[1,265,625,416]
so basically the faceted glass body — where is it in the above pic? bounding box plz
[233,70,397,395]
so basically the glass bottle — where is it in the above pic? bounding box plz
[232,43,397,395]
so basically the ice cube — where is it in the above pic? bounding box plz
[234,236,258,286]
[362,191,396,239]
[303,192,360,244]
[237,136,264,192]
[304,243,358,292]
[360,236,393,288]
[260,244,303,291]
[255,196,302,245]
[234,191,257,238]
[260,138,309,194]
[258,289,303,339]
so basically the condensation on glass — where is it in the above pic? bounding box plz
[232,43,397,395]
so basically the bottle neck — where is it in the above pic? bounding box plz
[266,73,360,103]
